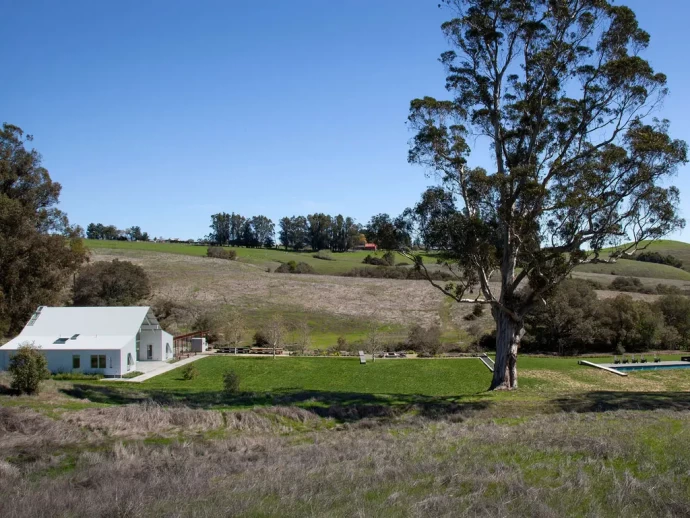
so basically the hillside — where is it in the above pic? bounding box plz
[84,239,414,275]
[85,239,690,281]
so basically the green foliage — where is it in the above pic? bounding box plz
[72,259,150,306]
[222,369,241,394]
[8,344,50,394]
[181,363,199,381]
[524,280,686,354]
[0,123,88,334]
[253,330,269,346]
[275,261,315,274]
[122,371,144,379]
[609,276,652,293]
[407,324,443,355]
[407,0,687,388]
[206,247,237,260]
[635,251,683,269]
[656,295,690,348]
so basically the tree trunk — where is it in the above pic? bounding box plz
[490,310,523,390]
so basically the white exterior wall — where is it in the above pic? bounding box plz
[138,329,174,361]
[161,330,174,361]
[0,340,136,377]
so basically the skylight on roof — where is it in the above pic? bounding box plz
[53,337,69,345]
[27,306,44,326]
[71,334,80,340]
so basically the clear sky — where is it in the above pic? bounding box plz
[2,0,689,241]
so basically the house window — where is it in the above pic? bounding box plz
[91,355,107,369]
[72,355,80,369]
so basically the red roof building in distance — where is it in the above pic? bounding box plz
[364,243,377,251]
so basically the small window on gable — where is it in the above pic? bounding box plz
[54,337,69,345]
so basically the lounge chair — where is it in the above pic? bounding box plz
[622,357,629,364]
[654,356,661,363]
[613,356,621,364]
[641,356,647,364]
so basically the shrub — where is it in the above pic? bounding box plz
[181,363,199,380]
[610,276,647,293]
[207,247,237,260]
[337,336,347,349]
[407,324,443,355]
[635,251,683,269]
[275,261,315,274]
[8,344,50,394]
[362,254,387,266]
[73,259,150,306]
[312,250,334,261]
[253,330,270,346]
[382,251,395,266]
[344,267,453,281]
[223,370,241,394]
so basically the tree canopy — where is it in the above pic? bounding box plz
[405,0,687,389]
[0,123,88,335]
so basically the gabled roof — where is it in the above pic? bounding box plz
[0,306,159,351]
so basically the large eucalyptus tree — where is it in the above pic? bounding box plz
[406,0,687,389]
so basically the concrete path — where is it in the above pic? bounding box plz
[103,354,209,383]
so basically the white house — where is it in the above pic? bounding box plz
[0,306,174,378]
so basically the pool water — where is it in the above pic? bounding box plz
[614,364,690,372]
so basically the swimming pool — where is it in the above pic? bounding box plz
[613,363,690,372]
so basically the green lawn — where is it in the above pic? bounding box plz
[143,356,491,396]
[85,239,414,275]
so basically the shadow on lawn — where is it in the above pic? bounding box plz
[551,391,690,413]
[61,384,492,422]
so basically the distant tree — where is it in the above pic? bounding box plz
[656,294,690,347]
[73,259,151,306]
[307,213,332,251]
[408,323,443,355]
[8,343,50,395]
[220,308,245,349]
[264,315,286,359]
[250,215,275,248]
[364,321,384,362]
[405,0,686,389]
[279,217,292,250]
[102,225,120,241]
[410,187,456,250]
[0,123,89,335]
[330,215,359,252]
[240,220,259,247]
[292,320,312,354]
[229,213,246,245]
[524,280,603,355]
[209,213,231,245]
[125,225,149,241]
[366,213,409,250]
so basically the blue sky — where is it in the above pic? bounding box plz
[2,0,689,241]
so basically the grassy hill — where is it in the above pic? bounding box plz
[85,239,413,275]
[87,239,690,281]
